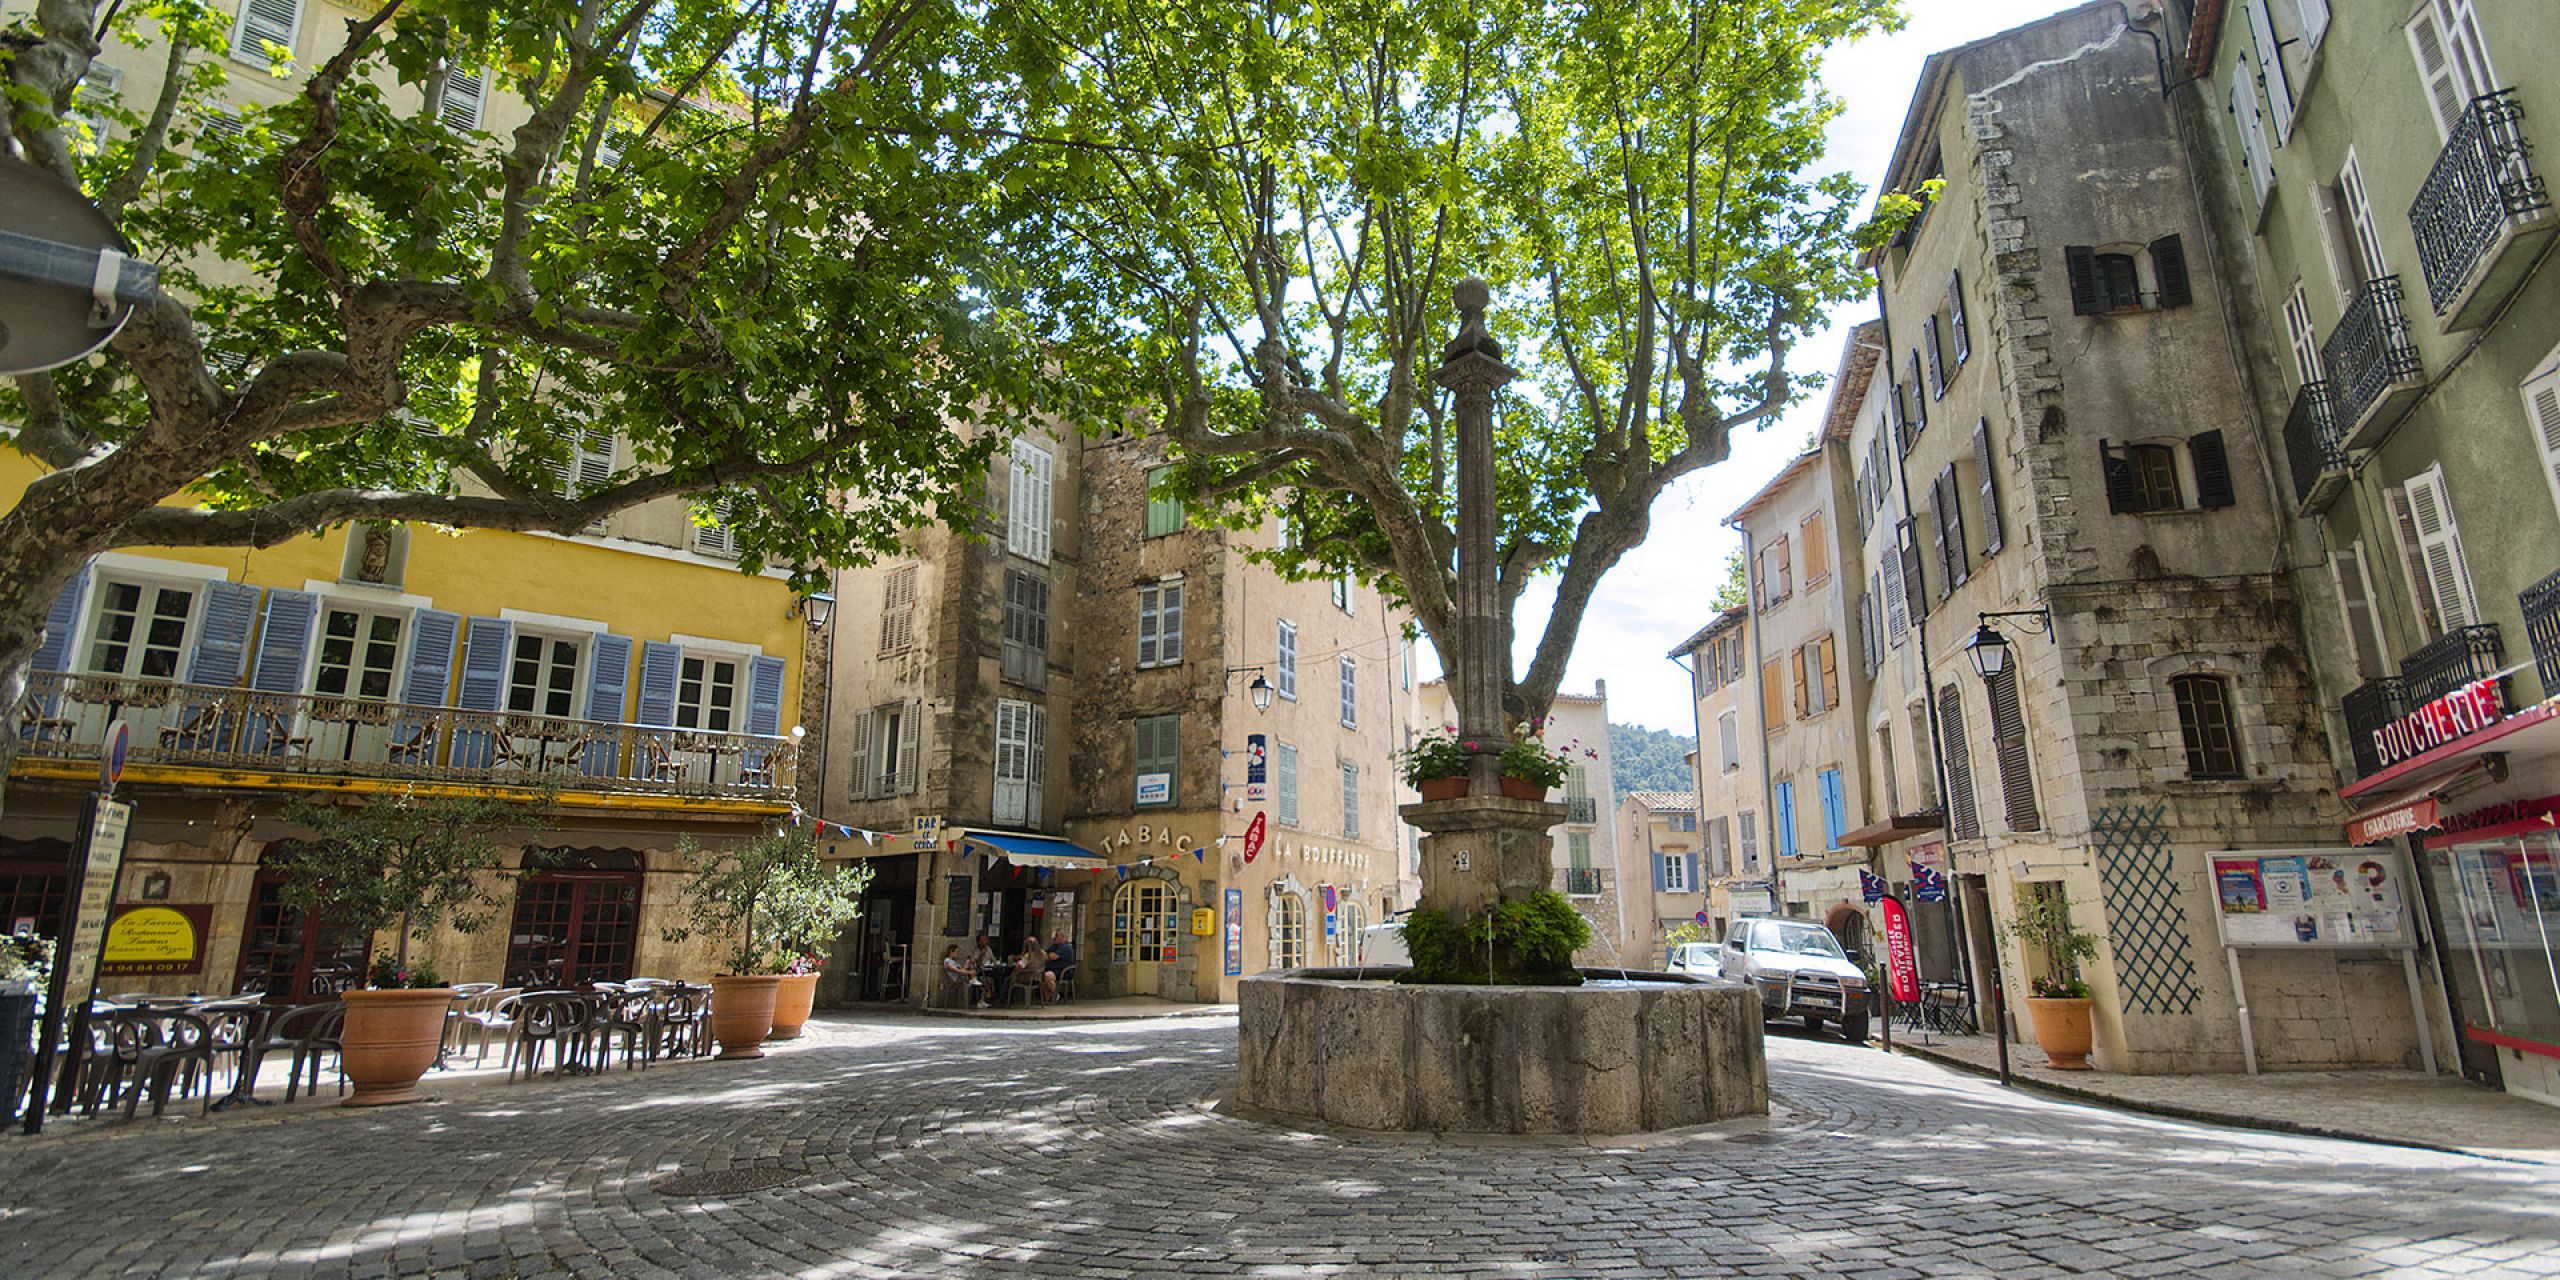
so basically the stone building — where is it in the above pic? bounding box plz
[1613,791,1707,967]
[1416,680,1620,966]
[1672,606,1769,935]
[1867,0,2405,1073]
[2181,0,2560,1101]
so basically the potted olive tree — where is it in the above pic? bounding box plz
[666,832,857,1057]
[2006,886,2103,1071]
[760,853,871,1040]
[277,790,527,1105]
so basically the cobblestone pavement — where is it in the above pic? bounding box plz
[4,1015,2558,1279]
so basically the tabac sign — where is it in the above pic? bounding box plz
[2371,676,2505,771]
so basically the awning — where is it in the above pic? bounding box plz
[2344,759,2490,846]
[956,830,1105,869]
[1838,810,1945,848]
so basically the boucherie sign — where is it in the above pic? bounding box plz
[2372,677,2506,771]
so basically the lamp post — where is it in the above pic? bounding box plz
[1225,666,1274,713]
[792,591,836,630]
[1963,606,2046,1087]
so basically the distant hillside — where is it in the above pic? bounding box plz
[1609,722,1697,808]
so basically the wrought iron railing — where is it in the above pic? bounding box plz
[2282,380,2343,508]
[2524,567,2560,700]
[2341,677,2407,778]
[2400,623,2503,708]
[2321,276,2424,435]
[14,671,796,801]
[1564,867,1604,896]
[2410,90,2551,315]
[1565,797,1599,825]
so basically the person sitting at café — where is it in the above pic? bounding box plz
[940,944,982,1009]
[1007,935,1045,1003]
[971,934,999,974]
[1042,931,1077,1004]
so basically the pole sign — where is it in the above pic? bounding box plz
[22,793,133,1133]
[1245,733,1268,804]
[1243,811,1267,863]
[100,719,128,791]
[1880,896,1921,1004]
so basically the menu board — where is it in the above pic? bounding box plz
[2211,849,2413,948]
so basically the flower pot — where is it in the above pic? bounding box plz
[710,974,784,1060]
[339,987,456,1107]
[766,972,820,1041]
[1498,776,1547,801]
[1416,776,1469,802]
[2024,995,2096,1070]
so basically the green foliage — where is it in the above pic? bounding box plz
[1395,727,1471,786]
[1714,548,1752,613]
[0,934,54,990]
[1497,737,1575,790]
[664,831,866,976]
[367,952,444,990]
[275,789,535,972]
[2005,886,2101,1000]
[1399,892,1593,985]
[1607,722,1698,807]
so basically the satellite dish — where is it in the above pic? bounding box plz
[0,152,160,376]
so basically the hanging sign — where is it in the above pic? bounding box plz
[100,904,212,976]
[1243,811,1267,863]
[1246,734,1268,803]
[1880,896,1921,1004]
[1910,864,1948,903]
[2370,676,2505,771]
[1856,868,1886,904]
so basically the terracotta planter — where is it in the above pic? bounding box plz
[2024,995,2096,1070]
[1417,776,1469,802]
[710,974,784,1060]
[1498,776,1547,801]
[766,972,820,1041]
[338,987,456,1107]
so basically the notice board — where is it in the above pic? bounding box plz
[2209,849,2414,949]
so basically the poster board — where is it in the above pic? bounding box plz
[2209,848,2414,949]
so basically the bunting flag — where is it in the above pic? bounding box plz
[1857,868,1887,905]
[1911,864,1949,903]
[1192,847,1204,862]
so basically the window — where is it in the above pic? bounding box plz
[1987,667,2041,831]
[1275,740,1300,826]
[1008,440,1054,563]
[878,565,918,657]
[2102,433,2236,513]
[2133,443,2179,506]
[1718,711,1741,773]
[1772,780,1798,860]
[1276,620,1298,700]
[2172,673,2245,779]
[1341,762,1360,839]
[674,652,739,731]
[1134,715,1178,806]
[1660,850,1692,893]
[85,580,194,680]
[994,698,1047,826]
[552,426,615,498]
[2066,239,2193,315]
[1760,660,1787,731]
[1800,514,1829,586]
[230,0,301,65]
[1818,768,1847,850]
[1269,889,1307,970]
[1332,574,1354,614]
[1570,831,1593,871]
[1338,656,1358,728]
[1001,570,1048,688]
[1137,579,1184,668]
[440,66,488,133]
[1737,811,1758,870]
[2390,465,2479,637]
[2229,60,2276,204]
[1938,684,1981,840]
[2243,0,2296,142]
[1144,466,1185,537]
[2282,283,2322,388]
[314,606,404,701]
[505,633,583,718]
[1760,537,1792,607]
[2408,0,2496,141]
[1792,635,1836,718]
[847,700,921,799]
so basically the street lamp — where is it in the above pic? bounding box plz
[1966,609,2050,683]
[792,591,836,630]
[1227,665,1274,712]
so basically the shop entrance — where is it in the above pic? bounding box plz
[235,845,372,1002]
[504,848,643,989]
[850,853,918,1002]
[1112,878,1179,994]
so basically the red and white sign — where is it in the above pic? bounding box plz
[1907,842,1945,870]
[2372,677,2506,772]
[2347,795,2442,846]
[1243,811,1267,863]
[1880,896,1921,1004]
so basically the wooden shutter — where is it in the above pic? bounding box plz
[2406,3,2472,139]
[1937,465,1968,583]
[1907,352,1928,432]
[1027,703,1047,821]
[2064,246,2104,315]
[1987,668,2041,832]
[1773,782,1797,860]
[1898,524,1928,622]
[249,589,318,693]
[1009,441,1053,562]
[746,655,786,737]
[1790,648,1808,720]
[233,0,300,59]
[1818,635,1838,714]
[2191,430,2237,508]
[1909,704,1939,808]
[1882,547,1909,642]
[452,616,509,712]
[402,609,461,705]
[1738,812,1759,867]
[879,565,916,656]
[1276,620,1297,698]
[2295,0,2329,49]
[1339,656,1357,728]
[2150,235,2193,309]
[2403,466,2480,631]
[1923,315,1946,397]
[1801,515,1827,585]
[442,66,487,132]
[1973,421,2004,555]
[636,640,681,726]
[30,565,92,673]
[1937,685,1980,840]
[2385,485,2445,637]
[994,700,1029,826]
[895,697,922,794]
[1761,660,1786,731]
[2228,66,2276,204]
[1277,741,1299,826]
[1137,585,1160,667]
[2525,368,2560,524]
[2329,547,2390,680]
[1161,581,1184,664]
[2245,0,2295,141]
[1341,762,1360,839]
[1947,271,1970,365]
[579,634,631,774]
[184,579,258,685]
[2101,440,2141,514]
[847,708,874,800]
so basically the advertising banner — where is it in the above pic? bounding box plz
[100,904,213,976]
[1246,734,1268,804]
[1223,887,1244,976]
[1881,896,1920,1004]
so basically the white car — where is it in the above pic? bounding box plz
[1721,918,1870,1041]
[1665,942,1723,979]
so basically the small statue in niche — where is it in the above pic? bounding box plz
[355,522,396,584]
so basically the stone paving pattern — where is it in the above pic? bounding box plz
[3,1014,2557,1278]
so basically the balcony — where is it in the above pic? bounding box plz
[2399,622,2503,708]
[1565,796,1599,825]
[2282,380,2347,514]
[2341,676,2407,778]
[2321,276,2426,450]
[14,671,796,803]
[2410,90,2554,331]
[2524,567,2560,700]
[1564,867,1605,897]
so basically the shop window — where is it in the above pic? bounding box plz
[1268,888,1307,970]
[2172,673,2245,779]
[0,836,74,942]
[504,848,644,989]
[235,846,371,1003]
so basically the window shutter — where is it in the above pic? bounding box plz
[185,579,258,685]
[1761,660,1785,731]
[2064,246,2104,315]
[1651,843,1668,891]
[1027,702,1047,822]
[1938,465,1969,583]
[1277,621,1298,699]
[1924,490,1950,599]
[1738,812,1758,868]
[1277,741,1299,826]
[1001,573,1029,685]
[1818,636,1838,713]
[31,565,92,673]
[442,66,487,132]
[2101,441,2141,514]
[2295,0,2329,49]
[1137,586,1159,667]
[2329,548,2390,680]
[896,697,922,794]
[1009,442,1053,562]
[2525,370,2560,524]
[1898,525,1929,622]
[636,640,681,726]
[1923,317,1946,397]
[1773,782,1797,860]
[578,634,631,774]
[1790,648,1808,719]
[879,565,916,656]
[1820,770,1845,848]
[1938,684,1981,840]
[994,700,1027,826]
[847,708,874,800]
[2405,5,2469,139]
[746,655,786,737]
[1974,421,2004,555]
[2150,235,2193,309]
[1947,271,1971,365]
[2228,67,2276,204]
[1341,763,1360,839]
[1339,656,1357,728]
[2404,466,2480,631]
[249,589,318,693]
[402,609,462,706]
[2245,0,2296,142]
[1685,853,1700,890]
[1719,712,1740,769]
[2191,429,2237,509]
[232,0,300,60]
[1907,352,1928,432]
[1882,548,1909,642]
[1987,668,2041,832]
[1162,581,1184,664]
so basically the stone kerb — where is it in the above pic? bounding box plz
[1235,969,1768,1135]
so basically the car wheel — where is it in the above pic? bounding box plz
[1840,1012,1869,1044]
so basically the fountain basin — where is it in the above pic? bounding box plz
[1235,967,1767,1134]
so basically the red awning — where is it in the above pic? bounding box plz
[2343,761,2488,845]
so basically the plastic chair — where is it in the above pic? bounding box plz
[1052,964,1078,1004]
[591,989,655,1070]
[507,993,595,1080]
[124,1012,218,1119]
[459,989,523,1065]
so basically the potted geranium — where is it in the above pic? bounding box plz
[1495,733,1575,800]
[666,831,854,1057]
[277,790,524,1105]
[758,852,872,1040]
[2006,887,2103,1070]
[1396,727,1472,801]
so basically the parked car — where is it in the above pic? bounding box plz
[1665,941,1723,979]
[1721,918,1869,1042]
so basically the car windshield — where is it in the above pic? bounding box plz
[1757,925,1846,959]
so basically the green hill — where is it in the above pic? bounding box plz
[1609,722,1697,808]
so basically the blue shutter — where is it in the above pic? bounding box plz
[746,655,785,737]
[1651,847,1667,891]
[582,634,632,776]
[636,641,681,727]
[1686,853,1700,890]
[30,565,92,672]
[450,617,510,769]
[1820,770,1846,849]
[1774,782,1797,861]
[248,589,316,693]
[402,610,461,706]
[185,581,259,686]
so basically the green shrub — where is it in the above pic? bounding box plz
[1397,892,1591,985]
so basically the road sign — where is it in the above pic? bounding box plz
[0,155,160,376]
[1243,811,1267,863]
[100,719,128,791]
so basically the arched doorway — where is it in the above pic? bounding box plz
[1111,876,1180,994]
[1825,902,1870,962]
[235,843,373,1002]
[1267,882,1309,971]
[505,848,644,989]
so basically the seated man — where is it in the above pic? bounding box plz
[1042,931,1077,1003]
[939,944,982,1009]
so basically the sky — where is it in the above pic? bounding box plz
[1487,0,2080,736]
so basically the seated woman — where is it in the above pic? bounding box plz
[1006,936,1046,1004]
[939,944,982,1009]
